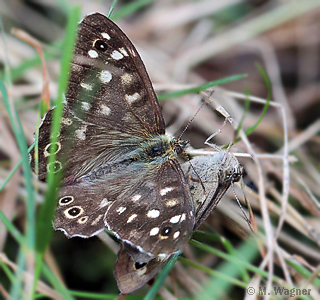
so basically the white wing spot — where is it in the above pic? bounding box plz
[150,227,159,236]
[127,214,137,223]
[88,50,98,58]
[181,213,186,221]
[116,207,126,214]
[100,104,111,115]
[165,199,178,207]
[80,82,93,91]
[173,231,180,239]
[101,32,111,40]
[160,187,173,196]
[81,102,91,111]
[190,211,193,216]
[91,214,103,225]
[99,198,110,208]
[125,92,140,104]
[132,194,141,201]
[119,47,129,56]
[99,70,112,83]
[147,210,160,218]
[75,125,87,140]
[111,50,124,60]
[170,215,181,223]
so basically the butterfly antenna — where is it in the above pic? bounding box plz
[178,91,214,141]
[231,183,254,232]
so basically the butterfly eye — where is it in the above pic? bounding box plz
[161,227,172,236]
[94,39,107,52]
[135,262,147,269]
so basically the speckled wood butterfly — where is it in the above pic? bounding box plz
[114,150,243,294]
[30,13,195,261]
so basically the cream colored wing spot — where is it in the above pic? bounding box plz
[81,102,91,111]
[75,125,87,140]
[88,49,98,58]
[101,32,111,40]
[165,199,178,207]
[59,196,74,206]
[121,73,133,85]
[91,214,103,226]
[170,215,181,224]
[99,198,110,208]
[111,50,124,60]
[127,214,137,223]
[99,70,112,83]
[100,104,111,115]
[149,227,159,236]
[78,216,89,224]
[180,213,186,221]
[147,209,160,218]
[173,231,180,239]
[61,117,73,125]
[47,161,62,174]
[125,92,140,104]
[160,187,173,196]
[80,82,93,91]
[64,206,84,219]
[131,194,141,202]
[119,47,129,56]
[44,142,61,157]
[116,207,126,214]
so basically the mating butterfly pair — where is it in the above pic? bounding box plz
[31,13,242,293]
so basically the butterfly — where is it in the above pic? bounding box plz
[114,150,243,294]
[30,12,195,261]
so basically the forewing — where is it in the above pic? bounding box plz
[67,12,165,135]
[105,158,195,259]
[31,12,165,181]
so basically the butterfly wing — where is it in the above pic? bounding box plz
[105,158,195,260]
[114,244,170,294]
[31,12,165,181]
[113,152,242,293]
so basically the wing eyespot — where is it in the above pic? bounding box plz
[59,196,74,206]
[93,39,107,52]
[64,206,84,219]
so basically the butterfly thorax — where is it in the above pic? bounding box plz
[131,135,188,163]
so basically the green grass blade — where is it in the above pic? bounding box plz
[144,252,180,300]
[0,143,35,192]
[111,0,155,21]
[33,6,81,298]
[107,0,118,18]
[157,74,247,101]
[42,264,74,300]
[9,250,25,300]
[0,81,36,251]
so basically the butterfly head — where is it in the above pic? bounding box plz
[172,138,189,156]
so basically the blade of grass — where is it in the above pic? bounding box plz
[157,74,247,101]
[111,0,155,21]
[144,252,180,300]
[42,264,74,300]
[0,142,35,192]
[33,6,81,298]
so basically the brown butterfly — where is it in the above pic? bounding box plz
[114,150,243,294]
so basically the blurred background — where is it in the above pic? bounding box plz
[1,0,320,299]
